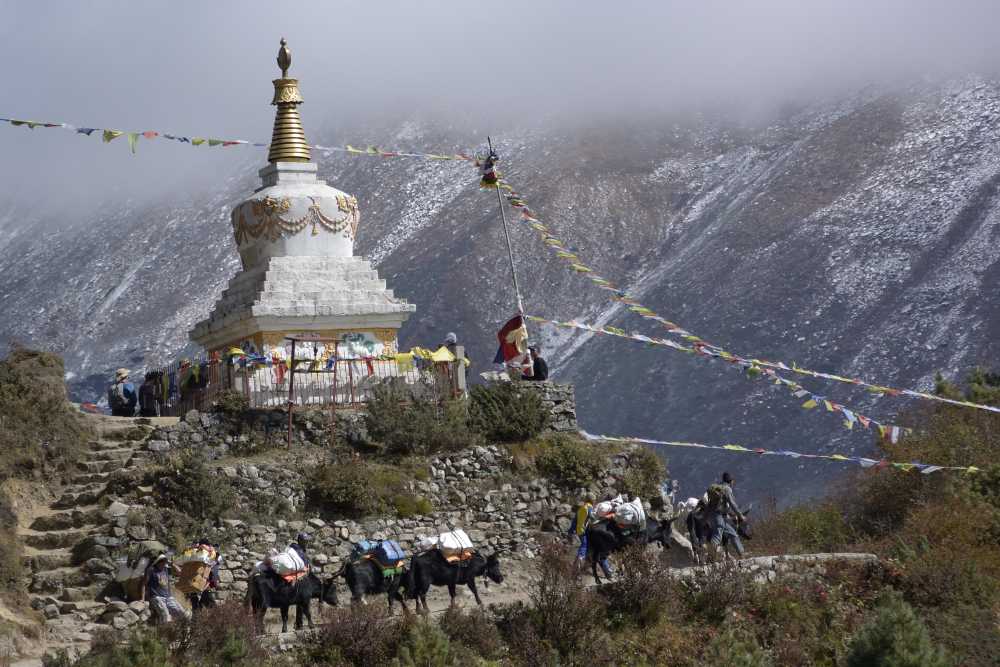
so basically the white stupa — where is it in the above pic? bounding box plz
[190,39,415,358]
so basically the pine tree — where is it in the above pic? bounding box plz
[708,621,769,667]
[392,619,461,667]
[846,591,948,667]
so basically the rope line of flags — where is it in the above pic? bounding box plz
[581,431,980,475]
[529,316,905,441]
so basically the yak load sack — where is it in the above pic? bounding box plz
[437,529,474,562]
[371,540,405,577]
[267,546,306,576]
[594,501,615,519]
[350,540,379,562]
[418,535,440,552]
[615,497,646,534]
[174,544,217,567]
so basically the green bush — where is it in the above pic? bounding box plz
[415,498,434,515]
[0,344,92,472]
[438,607,505,661]
[215,388,249,415]
[469,378,548,443]
[846,591,948,667]
[365,388,476,456]
[309,459,380,516]
[535,434,604,488]
[392,619,461,667]
[157,450,237,522]
[393,494,416,518]
[785,503,847,553]
[617,446,666,500]
[709,621,769,667]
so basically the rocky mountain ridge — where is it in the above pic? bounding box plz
[3,75,1000,502]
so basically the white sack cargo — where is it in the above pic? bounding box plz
[438,529,473,558]
[615,497,646,527]
[594,501,614,519]
[418,535,440,552]
[268,547,305,575]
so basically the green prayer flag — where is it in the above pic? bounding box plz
[208,139,222,146]
[126,132,140,153]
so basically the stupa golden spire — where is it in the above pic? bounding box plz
[267,38,310,163]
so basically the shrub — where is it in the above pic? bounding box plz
[299,603,413,667]
[393,494,416,518]
[535,434,604,488]
[709,621,769,667]
[308,459,380,516]
[438,607,505,661]
[846,591,948,667]
[215,388,249,414]
[392,618,461,667]
[469,378,547,443]
[157,599,267,665]
[685,559,755,621]
[0,344,93,472]
[784,503,847,553]
[495,540,609,662]
[157,450,237,522]
[416,498,434,515]
[617,446,666,500]
[365,387,476,456]
[598,544,677,628]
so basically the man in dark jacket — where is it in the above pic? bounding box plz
[710,472,746,556]
[289,531,310,570]
[526,346,548,381]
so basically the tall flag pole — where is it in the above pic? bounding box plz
[483,137,531,374]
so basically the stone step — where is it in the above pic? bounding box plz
[71,471,111,485]
[83,449,135,462]
[20,529,88,550]
[29,566,95,594]
[54,489,106,509]
[76,459,125,474]
[125,451,152,468]
[63,482,106,496]
[23,552,73,573]
[88,440,130,452]
[29,508,103,532]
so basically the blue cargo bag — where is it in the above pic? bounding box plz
[350,540,378,562]
[374,540,405,567]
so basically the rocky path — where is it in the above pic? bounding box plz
[12,416,178,650]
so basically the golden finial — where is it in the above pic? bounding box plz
[268,38,310,163]
[277,38,291,78]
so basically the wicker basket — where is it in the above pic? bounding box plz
[175,562,211,595]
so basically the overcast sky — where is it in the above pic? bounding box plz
[2,0,1000,211]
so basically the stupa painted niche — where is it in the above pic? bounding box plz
[190,39,415,360]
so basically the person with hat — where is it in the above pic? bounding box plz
[525,346,548,381]
[139,554,190,624]
[107,368,138,417]
[188,538,219,613]
[289,531,310,571]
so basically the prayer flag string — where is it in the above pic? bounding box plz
[580,431,980,474]
[529,315,905,440]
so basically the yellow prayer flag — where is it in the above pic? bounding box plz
[102,130,123,143]
[966,466,981,475]
[192,139,205,146]
[430,347,455,362]
[802,399,819,409]
[395,353,414,373]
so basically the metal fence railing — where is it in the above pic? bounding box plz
[236,359,463,409]
[139,358,234,418]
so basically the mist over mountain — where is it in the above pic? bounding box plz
[3,74,1000,504]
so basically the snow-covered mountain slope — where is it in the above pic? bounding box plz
[3,76,999,504]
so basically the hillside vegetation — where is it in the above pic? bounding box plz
[11,350,1000,666]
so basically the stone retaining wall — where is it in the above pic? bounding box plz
[521,381,577,433]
